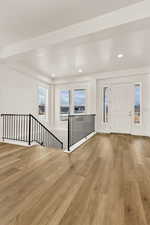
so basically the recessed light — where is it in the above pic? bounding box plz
[51,73,55,78]
[78,68,83,73]
[117,54,124,58]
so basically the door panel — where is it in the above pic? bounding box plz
[111,83,133,134]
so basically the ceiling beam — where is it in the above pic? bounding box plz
[0,0,150,59]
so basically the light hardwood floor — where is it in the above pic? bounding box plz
[1,134,150,225]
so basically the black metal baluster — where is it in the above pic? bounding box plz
[42,128,44,146]
[23,115,25,142]
[6,117,8,138]
[31,117,33,142]
[38,123,40,142]
[12,115,13,140]
[16,115,17,140]
[26,116,29,142]
[33,118,34,142]
[48,134,49,147]
[40,125,42,144]
[46,131,48,147]
[7,116,10,138]
[28,114,31,145]
[35,120,37,142]
[36,121,38,143]
[18,115,20,141]
[10,115,11,140]
[3,116,5,141]
[30,116,32,143]
[39,124,40,144]
[12,115,14,140]
[16,115,18,140]
[15,115,16,140]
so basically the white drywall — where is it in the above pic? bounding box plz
[0,64,50,141]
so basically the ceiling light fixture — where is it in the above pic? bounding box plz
[78,68,83,73]
[51,73,56,78]
[117,53,124,58]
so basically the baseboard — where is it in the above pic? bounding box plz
[64,132,96,153]
[96,130,111,134]
[97,130,150,138]
[2,139,37,147]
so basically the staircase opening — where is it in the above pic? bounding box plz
[1,114,63,149]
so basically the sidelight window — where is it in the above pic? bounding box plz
[103,87,109,123]
[134,83,141,124]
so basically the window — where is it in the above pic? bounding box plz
[134,83,141,124]
[74,89,86,113]
[103,87,109,123]
[38,87,48,116]
[60,90,70,121]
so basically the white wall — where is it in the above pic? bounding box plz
[0,64,50,141]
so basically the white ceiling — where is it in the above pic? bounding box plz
[6,18,150,79]
[0,0,142,47]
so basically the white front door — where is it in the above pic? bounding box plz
[111,83,133,134]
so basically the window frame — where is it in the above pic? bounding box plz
[59,87,88,122]
[133,82,142,126]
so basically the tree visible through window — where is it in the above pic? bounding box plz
[134,84,141,124]
[74,89,86,113]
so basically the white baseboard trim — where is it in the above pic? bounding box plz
[97,130,150,137]
[64,132,96,153]
[131,132,150,137]
[96,130,111,134]
[2,139,37,147]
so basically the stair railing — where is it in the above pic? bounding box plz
[1,114,63,149]
[68,114,96,151]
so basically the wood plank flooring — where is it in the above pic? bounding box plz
[1,134,150,225]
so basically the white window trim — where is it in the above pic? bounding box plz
[59,87,88,121]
